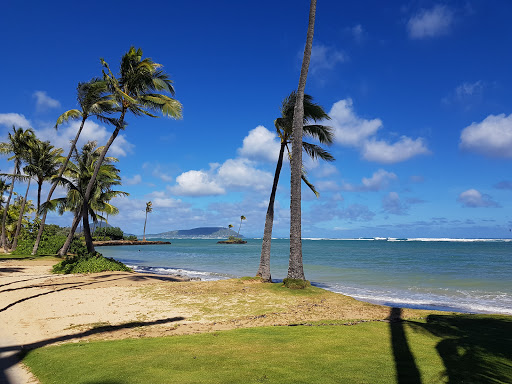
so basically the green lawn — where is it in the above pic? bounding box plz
[22,314,512,384]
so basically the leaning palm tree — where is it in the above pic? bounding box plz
[0,178,11,213]
[143,201,152,241]
[32,78,116,255]
[289,0,317,281]
[237,215,246,238]
[46,142,127,254]
[0,126,35,250]
[257,92,333,282]
[59,46,182,256]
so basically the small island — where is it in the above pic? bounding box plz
[217,236,247,244]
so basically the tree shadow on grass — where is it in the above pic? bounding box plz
[0,316,185,383]
[389,307,422,384]
[408,314,512,383]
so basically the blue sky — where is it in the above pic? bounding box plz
[1,0,511,238]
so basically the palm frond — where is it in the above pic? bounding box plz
[55,109,82,129]
[302,142,335,162]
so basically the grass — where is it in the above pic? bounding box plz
[22,314,512,384]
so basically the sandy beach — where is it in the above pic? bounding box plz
[0,258,429,383]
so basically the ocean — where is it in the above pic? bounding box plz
[97,238,512,315]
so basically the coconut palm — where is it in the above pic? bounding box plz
[0,178,11,212]
[0,126,35,249]
[289,0,317,281]
[237,215,246,238]
[45,141,127,254]
[32,78,116,255]
[143,201,152,241]
[59,46,182,256]
[257,92,333,282]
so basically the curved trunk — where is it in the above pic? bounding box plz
[57,209,83,257]
[11,178,31,251]
[257,142,286,282]
[60,109,125,256]
[82,201,95,254]
[36,178,43,214]
[1,162,18,250]
[288,0,316,281]
[32,116,87,255]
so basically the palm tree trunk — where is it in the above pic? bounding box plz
[57,209,83,257]
[143,212,148,241]
[36,178,43,214]
[1,162,18,250]
[32,116,87,255]
[11,178,31,251]
[59,110,125,256]
[82,201,95,254]
[288,0,316,280]
[257,142,286,282]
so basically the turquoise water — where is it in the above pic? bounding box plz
[97,238,512,315]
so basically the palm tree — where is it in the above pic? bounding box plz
[237,215,246,238]
[0,126,35,250]
[143,201,152,241]
[23,139,64,212]
[289,0,317,281]
[257,92,333,282]
[0,178,10,213]
[59,46,182,256]
[46,142,127,254]
[32,78,115,255]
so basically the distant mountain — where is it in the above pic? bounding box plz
[144,227,242,239]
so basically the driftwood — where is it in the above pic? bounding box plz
[93,240,171,246]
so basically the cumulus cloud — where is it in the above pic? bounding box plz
[237,125,280,162]
[0,113,31,128]
[309,43,347,74]
[171,169,225,196]
[339,204,375,221]
[36,120,134,158]
[457,189,500,208]
[217,158,272,191]
[343,169,397,192]
[362,137,430,163]
[33,91,61,112]
[460,113,512,158]
[382,192,408,215]
[328,99,429,163]
[329,99,382,147]
[408,5,454,39]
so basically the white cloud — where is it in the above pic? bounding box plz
[408,5,454,39]
[171,169,225,196]
[329,99,382,146]
[33,91,61,112]
[310,44,346,74]
[36,120,134,158]
[457,189,500,208]
[217,158,272,191]
[0,113,31,128]
[343,169,397,192]
[456,81,484,98]
[350,24,364,43]
[124,174,142,185]
[460,113,512,158]
[238,125,280,162]
[362,137,430,163]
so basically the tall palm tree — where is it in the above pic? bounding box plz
[289,0,317,281]
[46,142,127,254]
[237,215,246,237]
[23,139,64,212]
[143,201,152,241]
[59,46,182,256]
[257,92,333,282]
[0,178,10,213]
[0,126,35,250]
[32,78,116,255]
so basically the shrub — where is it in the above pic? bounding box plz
[125,235,138,241]
[52,254,132,274]
[12,234,68,256]
[93,227,124,240]
[282,278,310,290]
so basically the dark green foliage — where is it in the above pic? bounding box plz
[93,226,124,240]
[69,237,88,256]
[125,235,138,241]
[282,278,310,290]
[52,254,132,274]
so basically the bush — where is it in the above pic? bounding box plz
[282,278,310,290]
[93,227,124,240]
[52,254,132,274]
[12,235,68,256]
[125,235,138,241]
